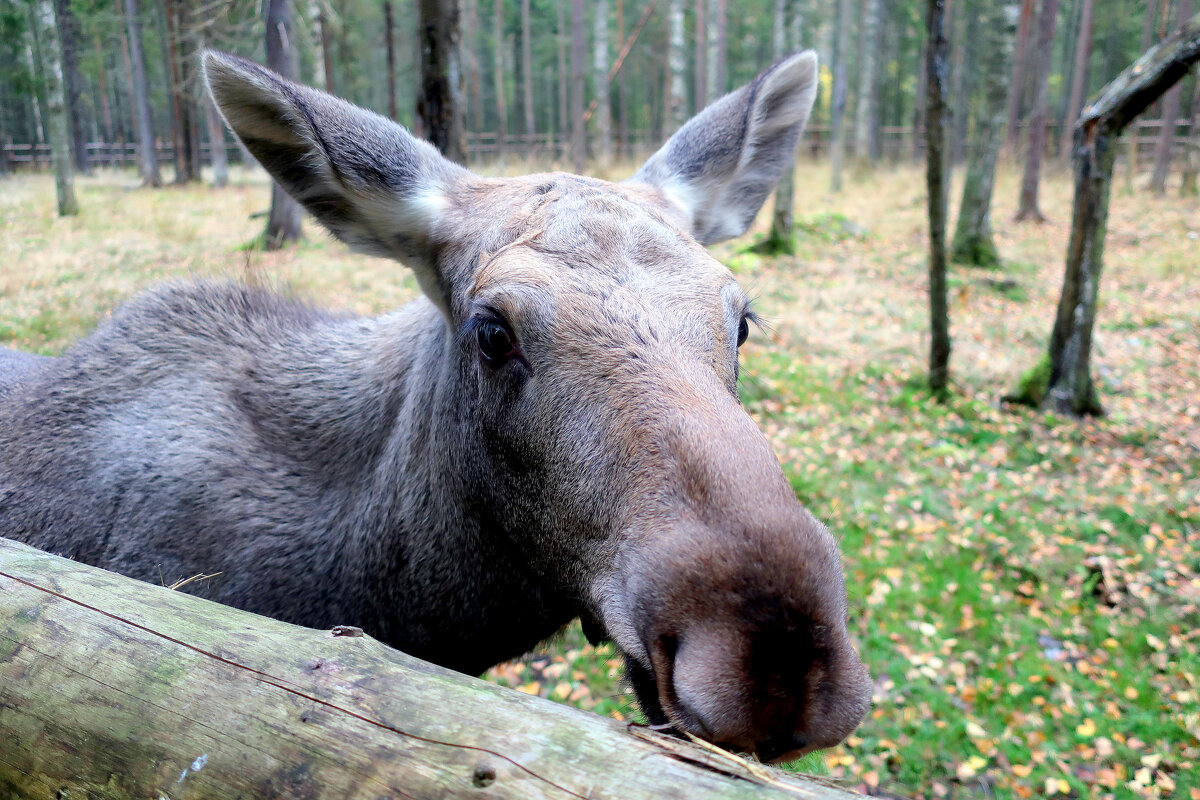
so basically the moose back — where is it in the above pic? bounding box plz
[0,50,871,763]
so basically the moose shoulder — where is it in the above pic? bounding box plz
[0,50,871,763]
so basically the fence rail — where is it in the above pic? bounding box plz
[1,118,1194,171]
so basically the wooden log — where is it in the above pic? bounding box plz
[0,537,856,800]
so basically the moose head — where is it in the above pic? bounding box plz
[175,50,868,762]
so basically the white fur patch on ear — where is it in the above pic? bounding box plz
[628,51,819,245]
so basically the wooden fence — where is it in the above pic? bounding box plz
[1,118,1194,171]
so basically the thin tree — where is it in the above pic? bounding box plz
[1128,0,1163,184]
[666,0,687,131]
[494,0,509,160]
[616,0,627,157]
[951,0,1015,266]
[1012,12,1200,415]
[119,14,160,186]
[593,0,612,167]
[52,0,89,175]
[763,0,803,255]
[854,0,881,167]
[557,0,568,154]
[707,0,726,101]
[522,0,535,151]
[925,0,951,396]
[1150,0,1193,192]
[1181,76,1200,194]
[571,0,586,171]
[264,0,303,249]
[829,0,851,191]
[36,0,78,215]
[1059,0,1095,159]
[384,1,398,120]
[694,0,707,111]
[417,0,468,164]
[1015,0,1060,221]
[204,94,228,188]
[1003,0,1036,152]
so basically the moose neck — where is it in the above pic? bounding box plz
[319,300,576,675]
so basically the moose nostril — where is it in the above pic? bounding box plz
[758,732,809,763]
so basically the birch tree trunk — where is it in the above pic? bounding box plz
[1014,13,1200,416]
[1149,0,1193,193]
[951,0,1015,267]
[205,93,228,188]
[854,0,880,167]
[1003,0,1036,152]
[666,0,687,132]
[765,0,803,254]
[1059,0,1095,159]
[593,0,612,167]
[36,0,78,216]
[707,0,726,101]
[523,0,535,151]
[417,0,468,164]
[1015,0,1061,222]
[829,0,852,191]
[264,0,304,249]
[494,0,509,161]
[571,0,586,171]
[926,0,951,396]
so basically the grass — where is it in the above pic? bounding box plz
[2,160,1198,799]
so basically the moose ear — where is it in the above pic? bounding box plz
[630,51,818,245]
[203,50,470,313]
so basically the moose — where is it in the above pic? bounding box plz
[0,50,871,763]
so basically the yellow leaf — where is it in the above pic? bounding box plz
[1125,686,1139,700]
[516,681,541,695]
[966,721,987,738]
[1076,719,1096,737]
[1146,633,1166,651]
[968,755,988,771]
[1012,764,1033,778]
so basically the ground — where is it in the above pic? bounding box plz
[1,159,1197,800]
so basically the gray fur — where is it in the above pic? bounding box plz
[0,51,871,762]
[0,348,54,402]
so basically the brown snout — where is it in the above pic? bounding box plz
[619,510,872,763]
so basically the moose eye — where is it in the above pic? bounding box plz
[477,320,517,367]
[737,316,750,347]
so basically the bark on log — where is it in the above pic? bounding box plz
[0,537,856,800]
[1032,13,1200,416]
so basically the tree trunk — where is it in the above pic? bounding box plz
[694,0,707,112]
[522,0,535,151]
[320,5,336,93]
[1149,0,1193,193]
[417,0,468,164]
[616,0,627,158]
[593,0,612,167]
[571,0,586,171]
[950,0,975,163]
[264,0,304,249]
[765,0,803,255]
[1181,76,1200,194]
[205,93,228,188]
[36,0,78,216]
[951,0,1015,267]
[708,0,726,101]
[1003,0,1036,152]
[1014,12,1200,416]
[123,0,160,185]
[1059,0,1095,159]
[0,537,857,800]
[926,0,951,397]
[666,0,687,132]
[494,0,509,161]
[464,0,482,133]
[558,0,569,156]
[830,0,851,190]
[1015,0,1060,221]
[52,0,90,176]
[384,1,398,120]
[854,0,881,166]
[1129,0,1162,185]
[93,38,115,147]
